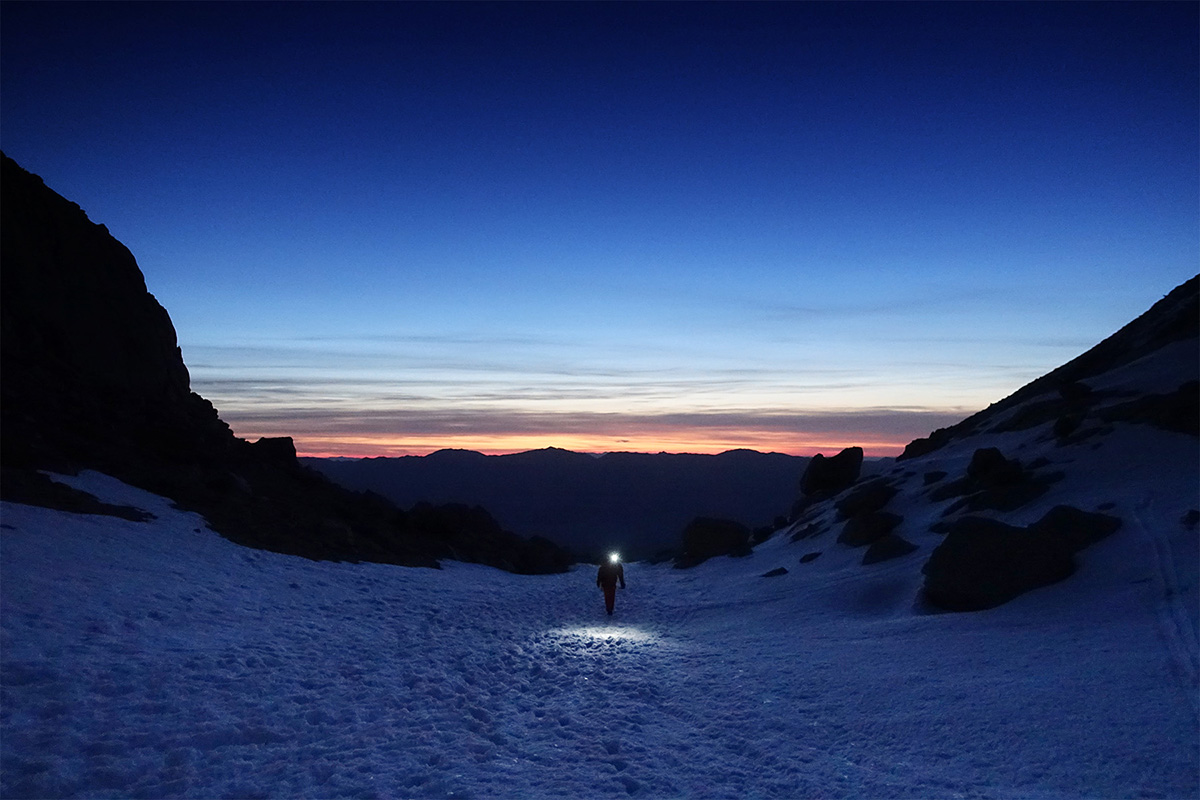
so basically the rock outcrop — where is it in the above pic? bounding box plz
[0,153,573,574]
[1,153,234,475]
[922,506,1122,611]
[796,446,863,503]
[775,275,1195,610]
[927,447,1062,517]
[862,534,918,565]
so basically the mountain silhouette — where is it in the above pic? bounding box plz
[306,448,808,560]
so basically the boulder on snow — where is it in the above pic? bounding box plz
[0,467,155,522]
[966,447,1025,486]
[1098,380,1200,436]
[674,516,752,568]
[799,552,822,564]
[923,470,948,486]
[798,447,863,498]
[922,505,1121,611]
[761,567,788,578]
[1029,505,1122,551]
[898,427,957,461]
[836,479,897,519]
[1053,412,1086,439]
[930,447,1060,514]
[862,534,919,565]
[838,512,902,547]
[789,522,825,542]
[960,476,1059,515]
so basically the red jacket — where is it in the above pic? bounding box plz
[597,562,625,588]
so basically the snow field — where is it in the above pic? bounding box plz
[2,463,1198,799]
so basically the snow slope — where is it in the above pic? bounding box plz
[2,455,1196,799]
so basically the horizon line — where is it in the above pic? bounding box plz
[294,445,901,460]
[283,436,915,460]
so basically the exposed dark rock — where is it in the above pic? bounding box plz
[407,503,574,575]
[1053,412,1085,439]
[898,427,959,461]
[0,467,154,522]
[836,480,897,519]
[923,517,1073,612]
[967,448,1024,487]
[994,390,1099,434]
[923,471,948,486]
[1098,381,1199,436]
[798,447,863,498]
[838,512,902,547]
[929,477,974,503]
[799,552,822,564]
[752,525,775,545]
[0,153,574,574]
[251,436,300,467]
[862,534,918,565]
[1182,510,1200,529]
[761,567,788,578]
[790,523,825,542]
[930,449,1061,515]
[1058,381,1094,403]
[1,152,234,475]
[647,548,678,565]
[922,505,1122,611]
[962,476,1058,514]
[674,517,752,568]
[1029,505,1122,552]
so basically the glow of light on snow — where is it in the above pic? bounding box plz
[551,626,658,645]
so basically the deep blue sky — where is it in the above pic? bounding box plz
[3,1,1197,455]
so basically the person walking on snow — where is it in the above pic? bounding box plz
[597,553,625,615]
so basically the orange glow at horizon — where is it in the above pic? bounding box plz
[247,430,915,459]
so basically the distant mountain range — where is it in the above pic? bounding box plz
[305,449,810,560]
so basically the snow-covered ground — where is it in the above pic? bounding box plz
[2,453,1197,799]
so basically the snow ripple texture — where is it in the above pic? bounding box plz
[2,469,1198,799]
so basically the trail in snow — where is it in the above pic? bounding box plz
[2,470,1198,799]
[1130,491,1200,717]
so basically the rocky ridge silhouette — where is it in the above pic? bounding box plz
[775,275,1198,609]
[0,153,572,574]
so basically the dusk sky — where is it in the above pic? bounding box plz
[3,2,1196,457]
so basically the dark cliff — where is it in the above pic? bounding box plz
[0,153,572,574]
[1,153,234,474]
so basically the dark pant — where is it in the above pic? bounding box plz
[601,584,616,614]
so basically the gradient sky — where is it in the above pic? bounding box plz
[3,2,1197,457]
